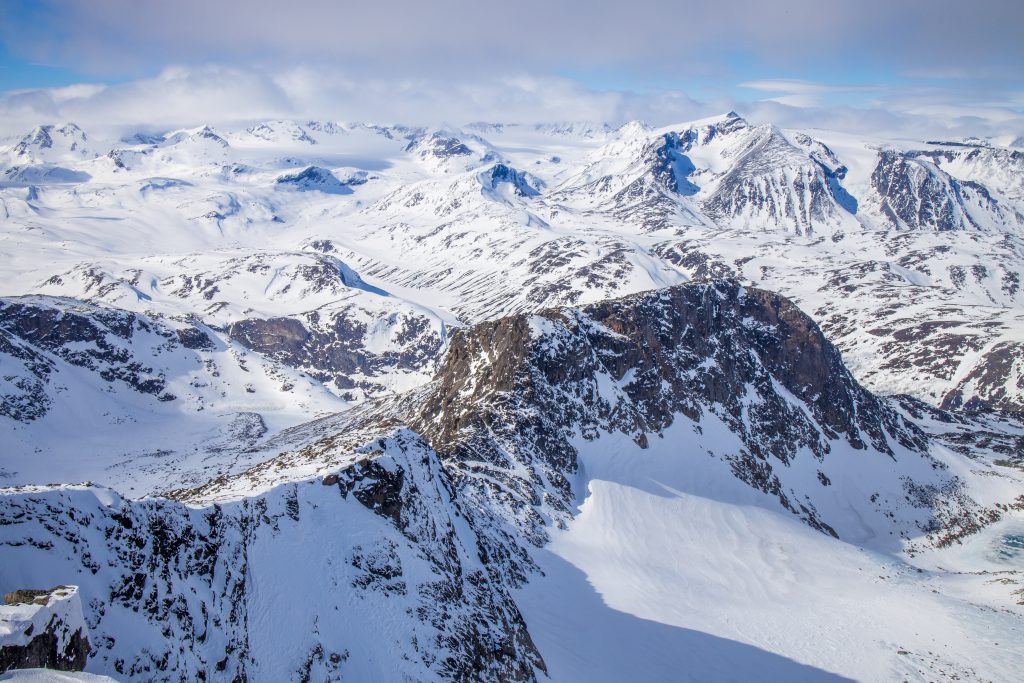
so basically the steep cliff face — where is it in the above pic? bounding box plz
[0,438,543,682]
[423,281,922,455]
[413,281,983,548]
[870,149,1024,232]
[0,586,89,674]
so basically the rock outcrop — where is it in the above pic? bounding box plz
[0,586,89,674]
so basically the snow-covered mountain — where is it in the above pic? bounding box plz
[3,113,1022,423]
[5,282,1023,681]
[2,113,1023,681]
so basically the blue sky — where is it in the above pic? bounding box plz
[0,43,111,91]
[0,0,1020,136]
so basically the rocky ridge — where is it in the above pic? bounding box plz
[2,282,1014,681]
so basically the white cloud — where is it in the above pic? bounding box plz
[0,65,1019,143]
[739,80,886,108]
[0,66,712,136]
[740,80,880,94]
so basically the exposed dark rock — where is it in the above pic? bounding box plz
[941,341,1024,414]
[176,326,215,350]
[0,435,545,682]
[421,280,925,459]
[228,309,443,398]
[4,589,58,606]
[407,133,473,159]
[0,586,90,673]
[870,150,988,231]
[0,624,89,673]
[409,280,930,566]
[275,166,353,194]
[484,164,540,197]
[0,298,178,420]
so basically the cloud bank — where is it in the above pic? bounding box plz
[0,1,1020,141]
[0,65,1019,143]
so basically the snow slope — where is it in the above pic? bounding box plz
[520,426,1024,682]
[0,671,117,682]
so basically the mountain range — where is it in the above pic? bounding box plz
[1,113,1023,681]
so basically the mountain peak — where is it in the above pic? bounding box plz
[10,122,92,162]
[613,120,652,139]
[275,165,353,194]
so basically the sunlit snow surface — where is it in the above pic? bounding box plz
[519,425,1024,682]
[0,671,118,682]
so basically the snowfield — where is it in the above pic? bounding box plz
[521,426,1024,682]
